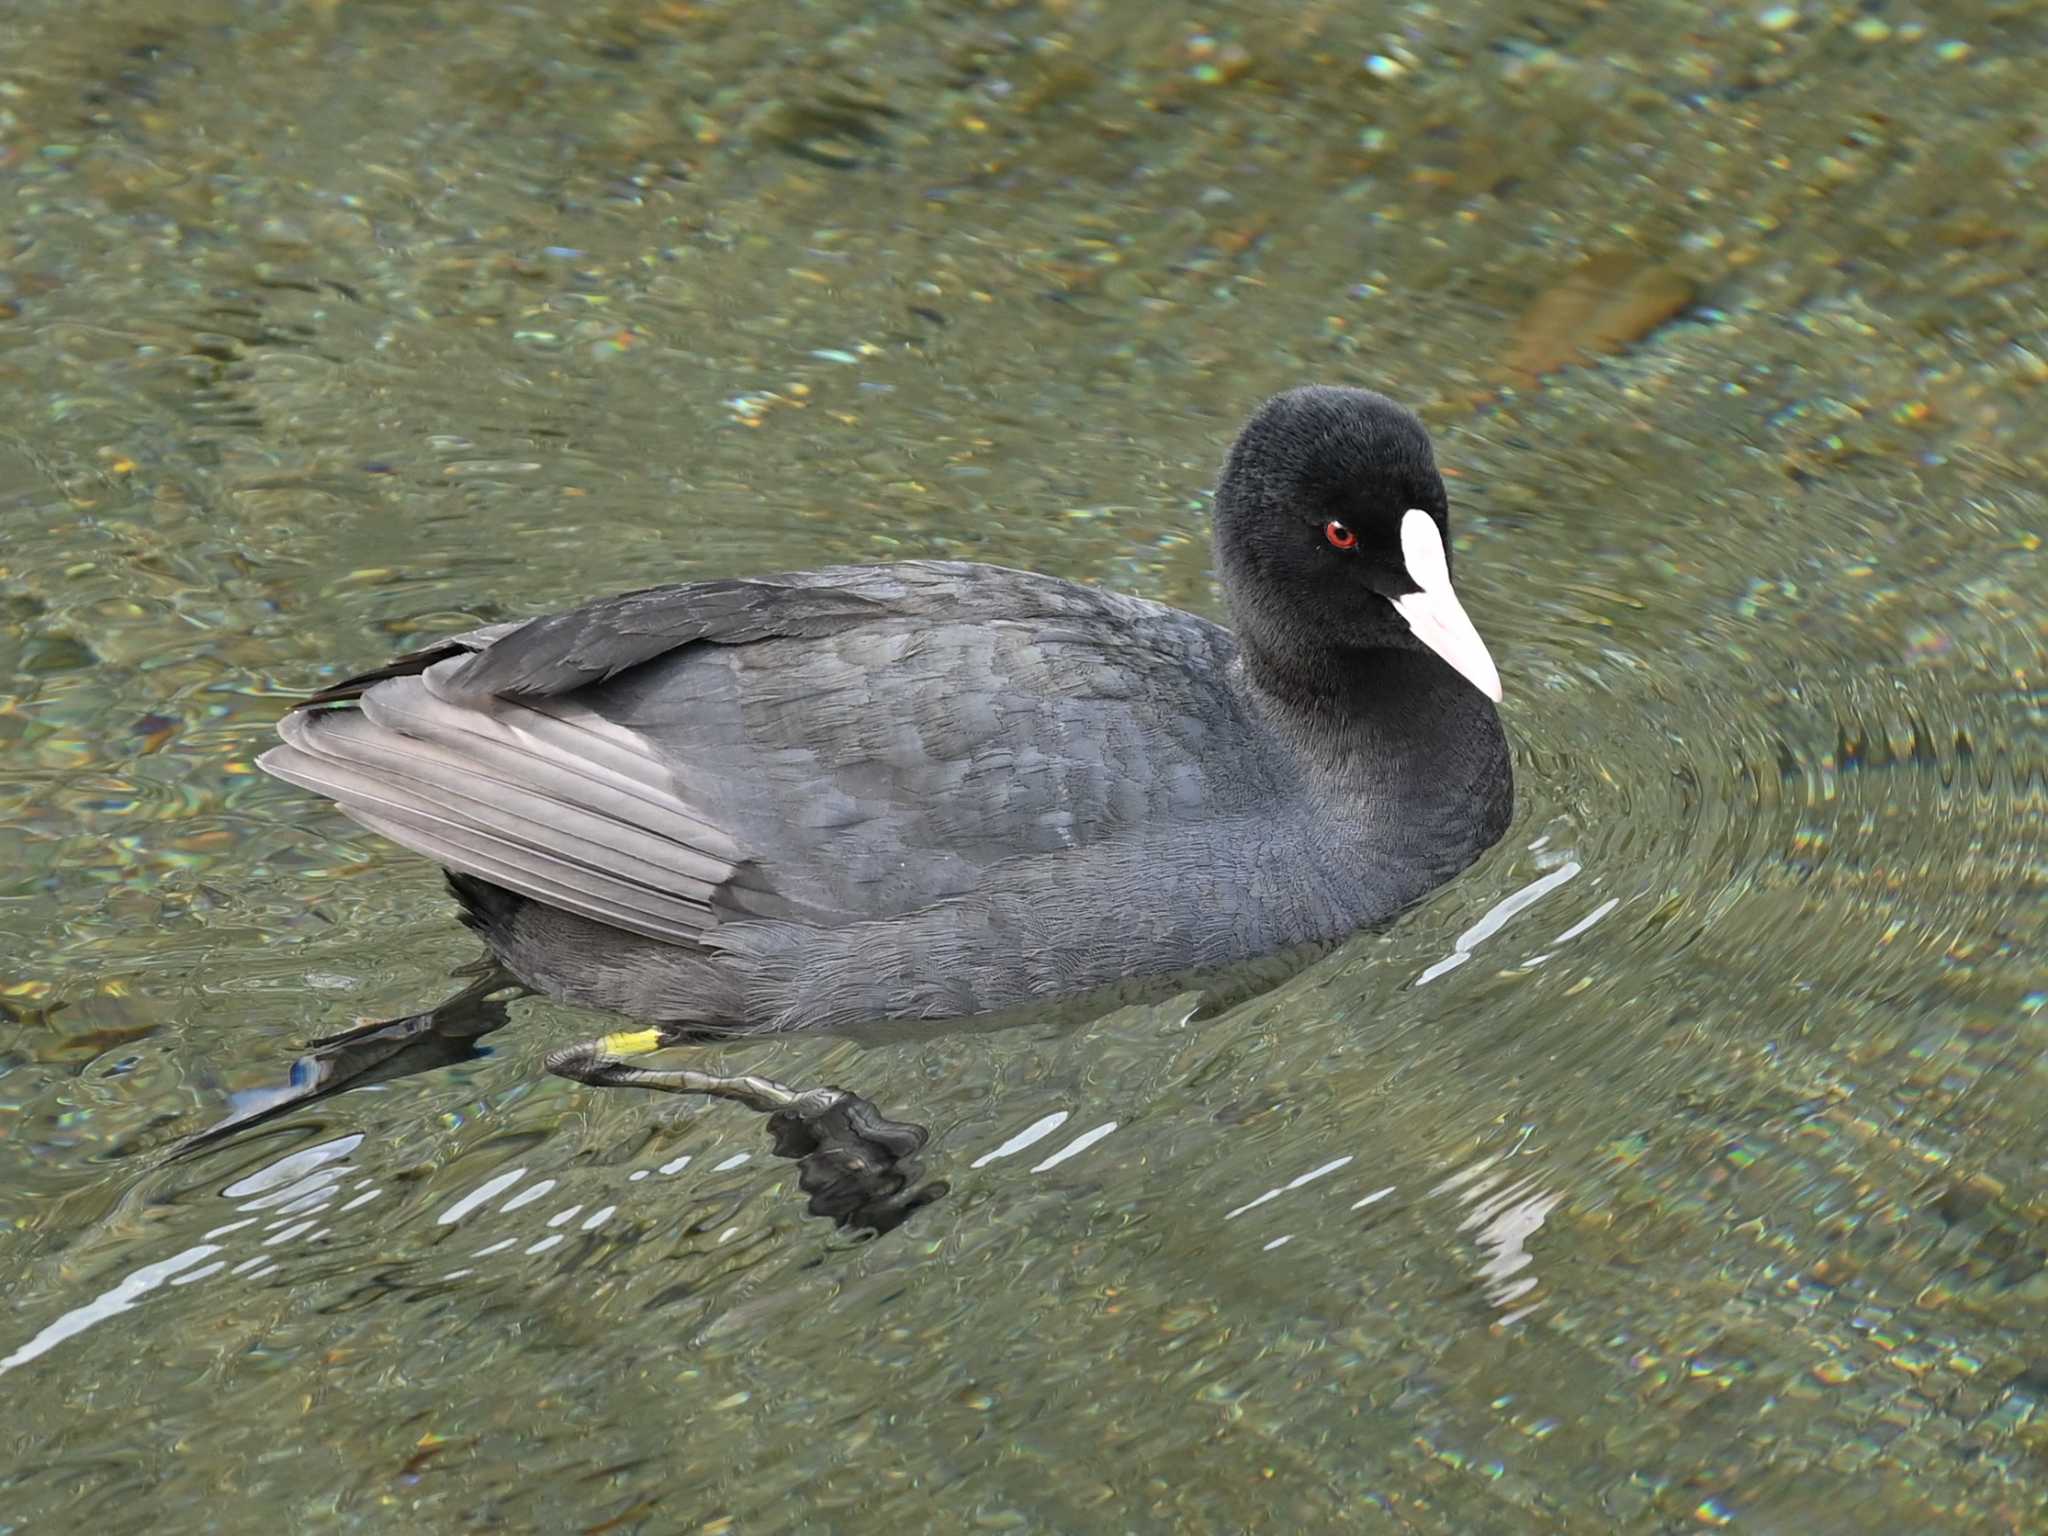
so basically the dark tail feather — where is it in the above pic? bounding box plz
[294,641,473,707]
[445,869,527,940]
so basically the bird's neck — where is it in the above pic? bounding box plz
[1235,638,1514,880]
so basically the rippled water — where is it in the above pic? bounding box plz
[4,2,2045,1531]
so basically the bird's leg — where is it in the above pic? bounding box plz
[543,1029,844,1116]
[543,1029,947,1234]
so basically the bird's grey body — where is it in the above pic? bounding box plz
[263,558,1510,1035]
[259,387,1515,1065]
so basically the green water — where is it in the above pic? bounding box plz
[3,1,2044,1530]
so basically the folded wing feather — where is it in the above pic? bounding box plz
[260,661,741,947]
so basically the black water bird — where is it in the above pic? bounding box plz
[239,386,1511,1123]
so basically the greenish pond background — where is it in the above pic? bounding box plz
[3,1,2044,1530]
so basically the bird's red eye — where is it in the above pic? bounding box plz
[1324,520,1357,550]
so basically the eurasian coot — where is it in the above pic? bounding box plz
[259,386,1511,1099]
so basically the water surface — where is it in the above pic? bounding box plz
[3,2,2045,1531]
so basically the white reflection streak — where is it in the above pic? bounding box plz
[1030,1121,1118,1172]
[1416,862,1582,985]
[1441,1164,1563,1326]
[436,1167,528,1226]
[1553,897,1620,945]
[1429,1155,1500,1197]
[0,1244,224,1375]
[222,1135,363,1200]
[238,1169,348,1214]
[970,1111,1068,1169]
[499,1178,556,1214]
[1225,1155,1356,1220]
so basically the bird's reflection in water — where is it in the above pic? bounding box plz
[170,938,1312,1237]
[173,971,944,1237]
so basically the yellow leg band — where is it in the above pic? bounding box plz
[598,1029,665,1059]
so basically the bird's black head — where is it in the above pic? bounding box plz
[1213,386,1499,701]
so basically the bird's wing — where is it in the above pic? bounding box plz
[261,563,1275,948]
